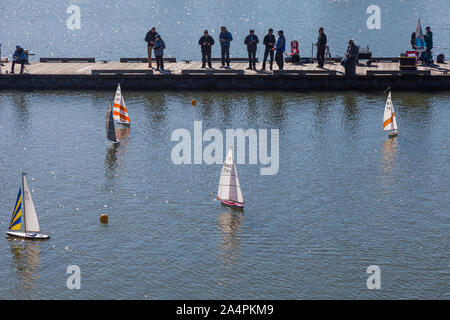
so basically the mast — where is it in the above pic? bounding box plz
[22,172,27,233]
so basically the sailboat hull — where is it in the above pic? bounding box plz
[6,231,50,240]
[221,200,244,210]
[389,130,399,138]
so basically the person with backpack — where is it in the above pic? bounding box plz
[219,26,233,69]
[244,29,259,70]
[153,34,166,72]
[145,26,157,68]
[261,28,276,70]
[199,30,215,68]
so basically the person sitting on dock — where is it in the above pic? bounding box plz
[199,30,215,68]
[424,26,433,66]
[11,45,28,74]
[261,28,275,70]
[244,29,259,70]
[219,26,233,69]
[145,26,157,69]
[153,34,166,72]
[315,27,327,68]
[341,40,359,76]
[273,30,286,70]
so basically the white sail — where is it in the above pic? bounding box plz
[383,92,398,131]
[23,175,40,233]
[113,84,130,124]
[218,148,244,204]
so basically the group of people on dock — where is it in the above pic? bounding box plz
[411,26,434,66]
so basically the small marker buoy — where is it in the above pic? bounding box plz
[191,99,197,106]
[100,214,109,224]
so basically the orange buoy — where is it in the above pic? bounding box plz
[191,99,197,106]
[100,214,109,224]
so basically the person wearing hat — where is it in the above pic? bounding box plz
[153,34,166,72]
[219,26,233,69]
[273,30,286,70]
[11,45,28,74]
[262,28,276,70]
[244,29,259,70]
[199,30,215,68]
[145,26,157,68]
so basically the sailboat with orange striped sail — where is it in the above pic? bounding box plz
[6,172,50,240]
[383,89,398,138]
[113,83,130,126]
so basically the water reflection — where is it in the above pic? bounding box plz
[381,137,398,184]
[104,127,130,181]
[143,94,167,131]
[9,240,41,296]
[10,92,30,130]
[217,211,244,271]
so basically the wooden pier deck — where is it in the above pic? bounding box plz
[1,60,449,91]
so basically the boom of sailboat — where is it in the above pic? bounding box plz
[6,172,50,240]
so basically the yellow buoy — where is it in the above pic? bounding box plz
[191,99,197,106]
[100,214,109,224]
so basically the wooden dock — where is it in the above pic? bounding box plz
[1,60,449,91]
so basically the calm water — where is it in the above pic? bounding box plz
[0,90,448,299]
[1,0,450,61]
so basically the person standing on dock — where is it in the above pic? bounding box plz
[219,26,233,69]
[145,26,157,68]
[315,27,327,68]
[424,26,433,66]
[199,30,215,68]
[244,29,259,70]
[261,28,276,70]
[273,30,286,70]
[153,34,166,72]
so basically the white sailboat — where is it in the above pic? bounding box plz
[217,147,244,209]
[383,89,399,138]
[113,84,130,126]
[6,172,50,240]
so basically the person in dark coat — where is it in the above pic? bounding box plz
[261,28,275,70]
[315,27,327,68]
[145,26,157,68]
[273,30,286,70]
[11,45,28,74]
[424,26,433,66]
[341,40,359,75]
[199,30,214,68]
[244,29,259,70]
[411,32,417,49]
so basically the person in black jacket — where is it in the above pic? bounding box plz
[315,27,327,68]
[261,28,275,70]
[145,26,157,68]
[199,30,215,68]
[244,29,259,70]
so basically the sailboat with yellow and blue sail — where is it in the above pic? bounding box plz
[6,172,50,240]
